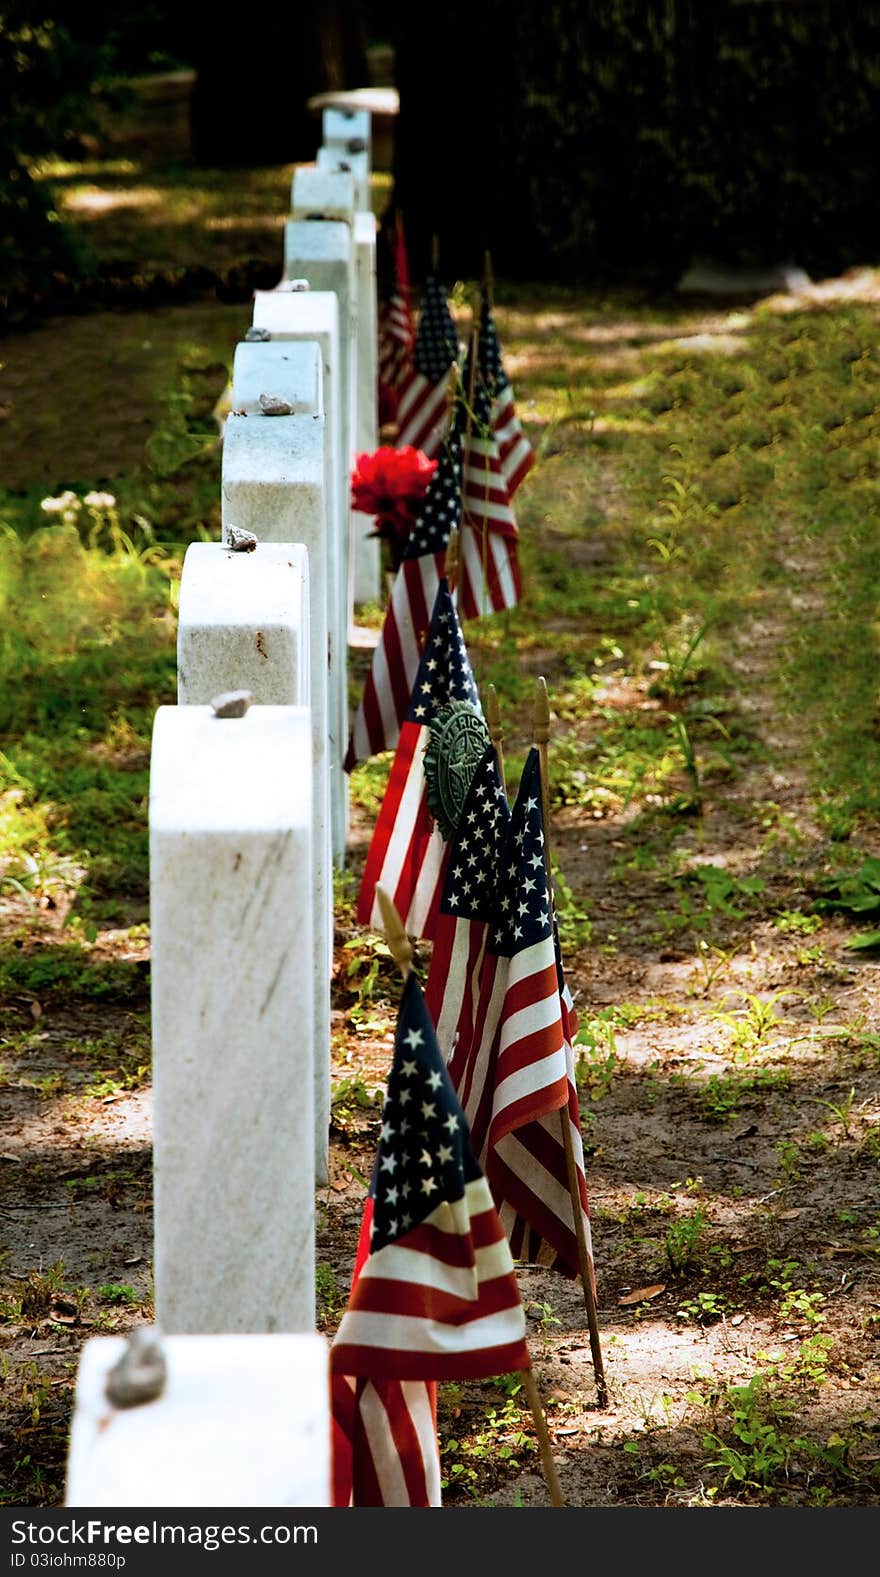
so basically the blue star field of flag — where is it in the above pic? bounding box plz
[402,427,463,561]
[413,274,460,384]
[405,580,479,726]
[440,744,510,922]
[489,748,553,955]
[479,292,512,395]
[369,974,482,1253]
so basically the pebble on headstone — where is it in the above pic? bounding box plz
[316,144,370,212]
[290,166,357,227]
[178,544,309,709]
[65,1332,330,1506]
[150,704,315,1332]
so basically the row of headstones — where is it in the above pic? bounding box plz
[66,108,383,1506]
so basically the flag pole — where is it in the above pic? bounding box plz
[375,882,566,1507]
[445,524,460,595]
[431,232,440,274]
[520,1367,565,1507]
[533,677,609,1408]
[483,249,494,309]
[485,682,507,798]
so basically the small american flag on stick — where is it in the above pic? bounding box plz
[395,273,459,458]
[330,970,531,1505]
[451,747,595,1280]
[479,284,536,498]
[355,575,481,940]
[458,369,522,620]
[377,209,415,423]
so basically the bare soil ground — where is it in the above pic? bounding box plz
[1,282,879,1511]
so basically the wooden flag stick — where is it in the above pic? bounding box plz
[431,232,440,273]
[445,524,460,592]
[483,249,494,308]
[520,1366,565,1507]
[485,682,507,797]
[533,678,608,1408]
[375,885,413,980]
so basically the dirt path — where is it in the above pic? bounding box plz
[1,284,879,1510]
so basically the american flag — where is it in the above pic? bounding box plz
[344,428,463,772]
[458,371,522,621]
[377,209,415,421]
[356,576,480,940]
[330,971,530,1505]
[395,273,459,458]
[424,742,511,1082]
[451,747,594,1279]
[479,289,536,497]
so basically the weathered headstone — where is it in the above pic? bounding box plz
[229,338,322,415]
[321,106,372,173]
[282,221,356,629]
[249,288,349,860]
[65,1331,330,1506]
[290,165,357,227]
[150,703,315,1330]
[316,144,370,211]
[177,541,310,706]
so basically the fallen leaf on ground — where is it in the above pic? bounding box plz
[618,1283,666,1305]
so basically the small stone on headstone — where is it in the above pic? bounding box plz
[289,279,310,292]
[211,690,253,718]
[259,392,295,416]
[226,526,258,552]
[105,1327,167,1409]
[346,137,366,154]
[245,326,272,342]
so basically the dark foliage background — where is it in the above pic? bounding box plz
[392,0,880,283]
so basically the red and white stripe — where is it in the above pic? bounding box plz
[331,1196,441,1506]
[426,911,493,1076]
[356,720,450,940]
[395,371,453,459]
[378,288,415,393]
[458,425,521,620]
[492,384,536,499]
[330,1177,530,1383]
[452,937,592,1279]
[345,551,442,771]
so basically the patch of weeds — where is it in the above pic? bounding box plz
[315,1264,343,1327]
[714,989,792,1062]
[675,1290,730,1326]
[574,1013,619,1099]
[676,864,765,929]
[347,755,392,818]
[439,1393,536,1498]
[329,1076,383,1141]
[96,1283,138,1306]
[551,857,591,951]
[664,1209,708,1276]
[337,933,398,1025]
[774,909,823,935]
[0,945,144,1002]
[699,1067,791,1123]
[701,1376,795,1493]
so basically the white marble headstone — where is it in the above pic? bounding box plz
[249,288,349,862]
[65,1332,330,1506]
[316,144,370,211]
[290,166,356,227]
[150,703,315,1330]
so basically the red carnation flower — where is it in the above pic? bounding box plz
[350,446,438,571]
